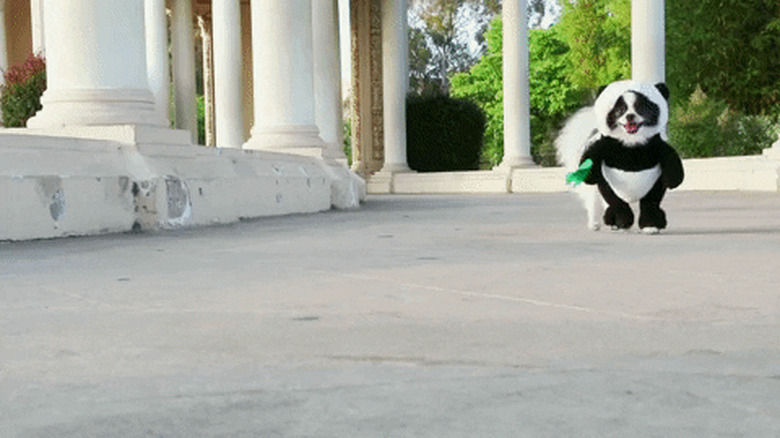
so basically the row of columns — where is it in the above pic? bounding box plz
[20,0,664,175]
[24,0,348,163]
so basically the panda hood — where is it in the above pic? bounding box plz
[593,80,669,142]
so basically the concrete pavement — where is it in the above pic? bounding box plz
[2,191,780,437]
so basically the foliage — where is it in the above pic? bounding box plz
[450,0,778,166]
[450,17,503,167]
[669,87,778,158]
[667,0,780,115]
[556,0,631,90]
[1,54,46,127]
[406,94,486,172]
[343,118,352,166]
[197,94,206,145]
[451,18,582,167]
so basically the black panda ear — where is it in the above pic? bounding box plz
[655,83,670,101]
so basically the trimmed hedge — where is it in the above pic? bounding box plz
[406,94,486,172]
[1,54,46,127]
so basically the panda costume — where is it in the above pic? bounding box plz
[556,80,684,234]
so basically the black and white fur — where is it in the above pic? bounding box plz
[555,80,684,233]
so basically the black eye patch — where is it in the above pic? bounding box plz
[633,92,660,126]
[607,96,627,129]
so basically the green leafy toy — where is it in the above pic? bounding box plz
[565,159,593,186]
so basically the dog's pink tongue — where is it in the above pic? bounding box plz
[625,122,640,134]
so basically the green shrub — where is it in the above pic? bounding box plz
[406,94,486,172]
[343,118,352,165]
[197,94,205,145]
[669,87,778,158]
[1,54,46,127]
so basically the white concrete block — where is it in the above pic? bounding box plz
[0,126,350,241]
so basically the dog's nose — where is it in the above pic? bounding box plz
[626,113,636,122]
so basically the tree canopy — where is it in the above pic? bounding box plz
[667,0,780,115]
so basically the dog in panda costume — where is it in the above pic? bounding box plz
[556,80,684,234]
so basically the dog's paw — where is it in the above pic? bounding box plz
[587,220,601,231]
[604,206,634,230]
[640,227,661,235]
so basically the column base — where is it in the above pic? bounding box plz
[367,163,415,193]
[27,89,164,129]
[243,124,326,155]
[494,155,536,172]
[378,162,413,174]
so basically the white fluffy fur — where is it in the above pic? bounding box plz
[555,80,669,230]
[555,107,604,229]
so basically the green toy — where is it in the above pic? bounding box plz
[565,159,593,186]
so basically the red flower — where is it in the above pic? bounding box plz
[3,53,46,87]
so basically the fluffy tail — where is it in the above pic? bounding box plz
[555,106,605,230]
[554,107,598,171]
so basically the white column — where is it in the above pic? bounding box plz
[379,0,411,174]
[632,0,665,83]
[243,0,324,152]
[27,0,161,128]
[498,0,534,169]
[313,0,347,162]
[212,0,245,149]
[170,0,198,142]
[145,0,170,127]
[30,0,45,56]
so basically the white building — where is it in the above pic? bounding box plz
[1,0,776,241]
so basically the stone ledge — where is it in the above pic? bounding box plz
[366,154,780,194]
[0,127,364,241]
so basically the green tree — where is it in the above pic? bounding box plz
[556,0,631,89]
[667,0,780,115]
[451,18,582,167]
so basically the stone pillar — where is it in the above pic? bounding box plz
[243,0,324,153]
[198,16,215,147]
[30,0,45,56]
[27,0,161,128]
[171,0,199,142]
[378,0,411,174]
[349,0,384,175]
[632,0,665,83]
[313,0,347,162]
[212,0,245,149]
[145,0,170,127]
[497,0,534,170]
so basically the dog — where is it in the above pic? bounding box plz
[555,80,684,233]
